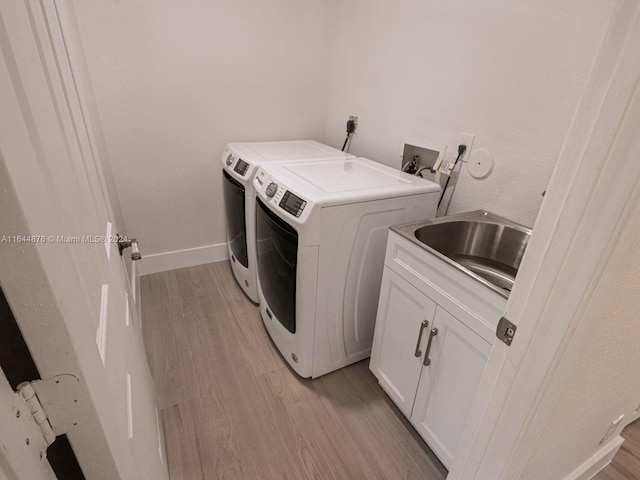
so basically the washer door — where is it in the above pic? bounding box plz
[256,198,298,334]
[222,170,248,268]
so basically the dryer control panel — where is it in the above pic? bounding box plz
[221,148,253,180]
[233,159,249,176]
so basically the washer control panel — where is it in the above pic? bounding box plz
[254,168,310,222]
[266,182,278,197]
[279,191,307,217]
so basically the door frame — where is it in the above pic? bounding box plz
[450,1,640,478]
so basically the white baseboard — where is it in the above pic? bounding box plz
[563,435,624,480]
[138,243,229,275]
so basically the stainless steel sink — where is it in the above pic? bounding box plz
[391,211,531,297]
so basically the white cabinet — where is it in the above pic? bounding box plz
[370,231,506,469]
[370,268,436,417]
[410,306,491,468]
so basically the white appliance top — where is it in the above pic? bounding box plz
[255,157,440,207]
[227,140,353,165]
[286,160,411,192]
[222,140,354,186]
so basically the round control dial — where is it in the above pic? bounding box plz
[225,154,235,166]
[266,182,278,198]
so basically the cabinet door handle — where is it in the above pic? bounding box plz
[423,327,439,366]
[414,320,429,357]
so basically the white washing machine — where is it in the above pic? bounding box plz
[253,157,441,378]
[221,140,353,303]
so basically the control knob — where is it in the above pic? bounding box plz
[266,182,278,198]
[225,154,234,166]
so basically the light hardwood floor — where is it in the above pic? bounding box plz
[140,262,448,480]
[595,419,640,480]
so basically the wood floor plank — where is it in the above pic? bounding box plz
[255,368,337,480]
[207,262,283,377]
[162,393,250,480]
[311,366,442,480]
[211,355,304,479]
[141,269,181,307]
[174,264,217,299]
[141,261,451,480]
[180,290,305,479]
[142,301,189,409]
[341,363,448,479]
[191,389,250,480]
[286,369,388,480]
[162,401,206,480]
[595,419,640,480]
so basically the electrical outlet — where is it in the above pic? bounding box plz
[349,115,358,133]
[458,133,475,162]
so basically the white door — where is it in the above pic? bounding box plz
[0,366,56,480]
[49,0,143,324]
[0,1,166,479]
[411,306,491,469]
[369,267,437,417]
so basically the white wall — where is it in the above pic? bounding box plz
[522,243,640,479]
[324,0,615,227]
[74,0,616,270]
[57,2,127,236]
[73,0,330,269]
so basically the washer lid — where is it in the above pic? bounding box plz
[228,140,353,164]
[261,157,441,206]
[286,159,412,192]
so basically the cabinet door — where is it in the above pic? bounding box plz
[410,306,491,469]
[370,268,437,417]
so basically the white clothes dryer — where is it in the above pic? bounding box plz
[253,157,441,378]
[221,140,353,302]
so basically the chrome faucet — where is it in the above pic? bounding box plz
[402,156,418,175]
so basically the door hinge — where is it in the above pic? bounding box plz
[16,374,89,447]
[496,316,517,346]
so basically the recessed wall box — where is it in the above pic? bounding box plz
[400,137,447,183]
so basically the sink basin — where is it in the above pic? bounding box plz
[391,211,531,297]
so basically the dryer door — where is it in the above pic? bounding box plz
[222,170,248,267]
[256,199,298,333]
